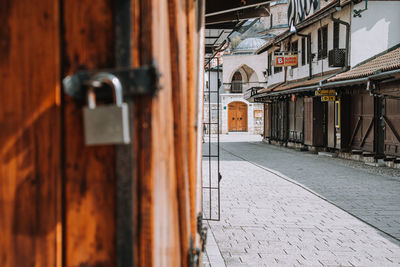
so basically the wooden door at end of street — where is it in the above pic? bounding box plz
[228,102,247,132]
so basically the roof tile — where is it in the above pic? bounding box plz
[329,47,400,82]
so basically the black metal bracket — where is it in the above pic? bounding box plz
[197,213,208,252]
[62,63,161,101]
[353,0,368,17]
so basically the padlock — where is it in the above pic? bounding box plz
[83,72,130,145]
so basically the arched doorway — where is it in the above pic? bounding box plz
[228,102,248,132]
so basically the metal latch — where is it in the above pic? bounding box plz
[62,63,161,101]
[197,213,208,252]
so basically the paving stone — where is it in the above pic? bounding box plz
[203,135,400,266]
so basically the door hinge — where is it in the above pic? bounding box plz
[62,62,161,102]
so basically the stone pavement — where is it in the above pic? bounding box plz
[203,134,400,267]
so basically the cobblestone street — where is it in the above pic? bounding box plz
[203,134,400,267]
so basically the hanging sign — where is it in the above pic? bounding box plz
[315,89,335,96]
[274,55,298,67]
[321,96,336,102]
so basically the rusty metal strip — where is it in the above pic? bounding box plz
[114,0,134,266]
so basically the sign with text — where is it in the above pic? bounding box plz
[321,96,336,102]
[274,55,298,67]
[315,89,336,96]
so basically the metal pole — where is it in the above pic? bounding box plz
[217,57,221,221]
[208,67,212,219]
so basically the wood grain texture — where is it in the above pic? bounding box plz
[186,0,200,241]
[62,0,116,266]
[133,0,182,266]
[0,0,62,266]
[168,0,191,265]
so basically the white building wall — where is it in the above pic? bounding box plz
[220,95,264,134]
[222,54,267,87]
[267,5,351,84]
[351,1,400,67]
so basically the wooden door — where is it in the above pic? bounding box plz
[327,101,336,148]
[384,98,400,156]
[304,97,313,146]
[264,103,271,138]
[228,102,247,132]
[350,91,374,152]
[0,0,203,266]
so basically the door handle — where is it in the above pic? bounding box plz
[232,118,235,120]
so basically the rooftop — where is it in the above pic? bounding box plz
[234,38,267,54]
[329,46,400,82]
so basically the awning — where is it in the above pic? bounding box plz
[252,72,338,100]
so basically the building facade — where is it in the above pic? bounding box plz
[221,38,268,134]
[248,0,400,167]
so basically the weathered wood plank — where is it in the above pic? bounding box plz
[62,0,116,266]
[0,0,62,266]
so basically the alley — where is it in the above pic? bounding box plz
[203,135,400,267]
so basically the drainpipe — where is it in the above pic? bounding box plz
[296,32,312,79]
[330,14,350,69]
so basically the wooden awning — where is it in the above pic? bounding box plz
[205,0,271,29]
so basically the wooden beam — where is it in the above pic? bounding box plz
[383,115,400,143]
[206,0,270,16]
[360,119,374,148]
[349,116,362,147]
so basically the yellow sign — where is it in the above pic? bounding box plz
[321,96,336,102]
[315,89,336,96]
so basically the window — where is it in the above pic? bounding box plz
[291,40,298,68]
[318,25,328,59]
[301,37,306,66]
[274,51,283,73]
[267,53,272,76]
[333,22,340,49]
[231,71,243,93]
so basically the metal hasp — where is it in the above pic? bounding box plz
[353,0,368,17]
[62,63,161,101]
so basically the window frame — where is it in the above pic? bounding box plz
[291,40,299,69]
[333,21,340,49]
[318,25,328,60]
